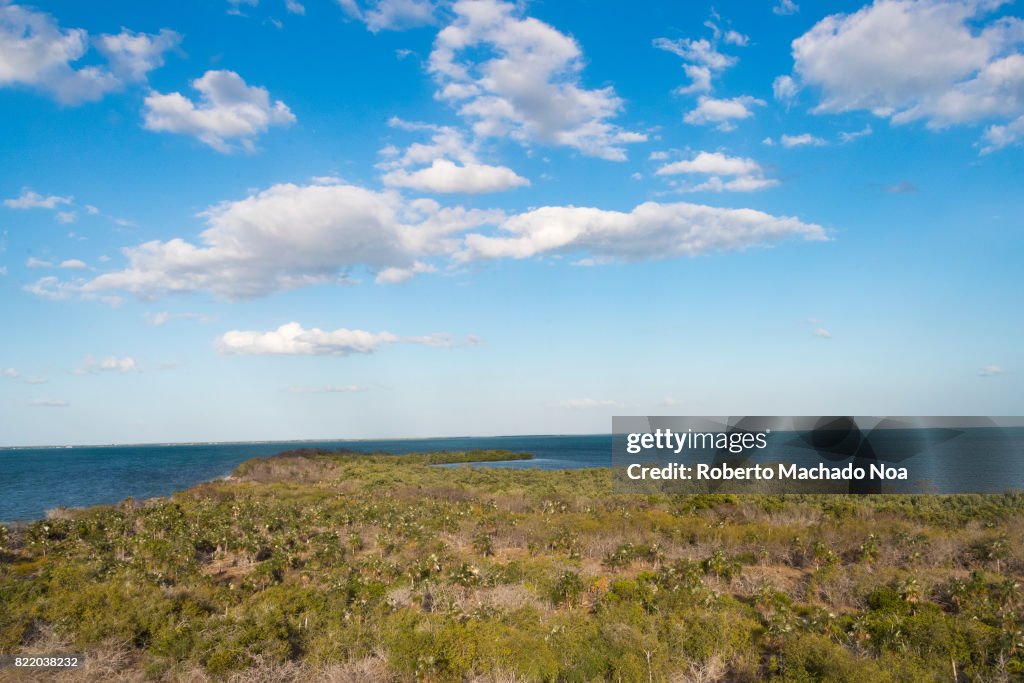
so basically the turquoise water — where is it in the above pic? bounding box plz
[0,435,611,521]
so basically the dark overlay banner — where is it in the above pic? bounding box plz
[612,416,1024,494]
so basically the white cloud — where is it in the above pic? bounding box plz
[461,201,827,261]
[374,261,437,284]
[814,327,833,339]
[76,355,138,374]
[80,181,500,299]
[0,4,118,103]
[780,133,827,147]
[286,0,306,15]
[839,124,873,143]
[61,177,827,300]
[656,152,761,177]
[648,150,670,160]
[23,276,76,300]
[772,74,799,104]
[216,321,452,356]
[145,311,214,326]
[981,113,1024,152]
[378,120,529,193]
[28,398,68,407]
[142,70,296,152]
[59,259,87,269]
[56,211,76,224]
[684,95,765,131]
[26,257,53,268]
[383,159,529,194]
[95,28,181,82]
[85,205,100,215]
[338,0,438,32]
[724,30,749,47]
[654,151,779,192]
[4,189,72,210]
[227,0,258,14]
[885,180,918,193]
[773,0,799,16]
[789,0,1024,148]
[555,398,621,409]
[429,0,645,160]
[654,36,737,94]
[25,376,47,384]
[0,5,176,103]
[979,364,1007,376]
[1,368,18,378]
[287,384,367,393]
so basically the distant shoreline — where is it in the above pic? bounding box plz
[0,432,608,451]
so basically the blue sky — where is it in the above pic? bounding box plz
[1,0,1022,446]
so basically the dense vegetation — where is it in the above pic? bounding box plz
[2,448,1024,681]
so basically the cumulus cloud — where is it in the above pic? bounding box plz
[59,258,87,269]
[95,28,181,82]
[655,13,748,95]
[384,159,530,194]
[654,151,779,192]
[780,133,827,147]
[814,327,833,339]
[428,0,645,160]
[4,189,72,210]
[26,257,53,268]
[773,74,799,105]
[374,261,437,284]
[979,364,1007,376]
[981,113,1024,152]
[461,201,827,261]
[51,176,827,300]
[0,4,118,103]
[1,368,18,378]
[0,5,176,103]
[684,95,765,131]
[142,70,296,152]
[337,0,438,32]
[75,355,138,374]
[379,119,529,193]
[774,0,799,16]
[789,0,1024,149]
[216,321,453,356]
[79,181,500,299]
[654,36,737,95]
[23,276,75,300]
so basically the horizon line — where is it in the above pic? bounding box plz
[0,431,612,451]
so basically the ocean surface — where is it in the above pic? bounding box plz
[3,428,1023,522]
[0,435,611,522]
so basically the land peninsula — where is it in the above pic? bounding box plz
[1,448,1023,682]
